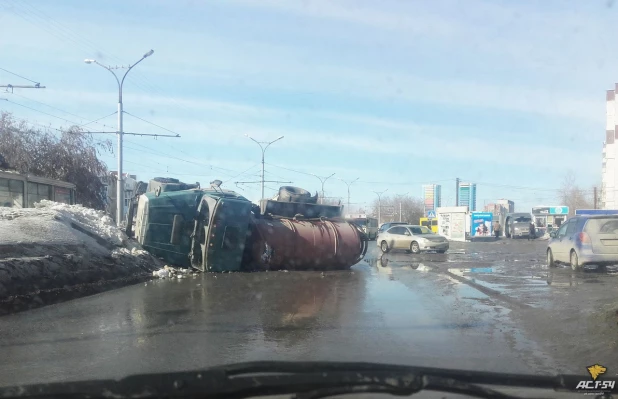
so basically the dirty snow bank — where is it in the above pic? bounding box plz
[0,200,164,314]
[1,200,137,249]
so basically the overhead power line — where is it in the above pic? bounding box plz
[0,66,40,84]
[8,91,116,130]
[2,98,82,126]
[1,0,186,114]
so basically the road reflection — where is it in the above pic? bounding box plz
[369,256,436,278]
[193,270,367,350]
[546,266,618,288]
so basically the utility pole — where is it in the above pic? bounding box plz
[455,177,460,206]
[373,189,388,226]
[398,192,409,222]
[244,135,285,199]
[85,50,179,226]
[338,177,359,211]
[313,173,336,204]
[594,186,598,210]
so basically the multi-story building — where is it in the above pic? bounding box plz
[103,172,139,221]
[484,199,514,222]
[457,182,477,211]
[602,87,617,209]
[496,199,515,213]
[422,184,442,213]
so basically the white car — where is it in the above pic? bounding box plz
[377,225,449,254]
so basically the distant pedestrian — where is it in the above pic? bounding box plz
[482,223,488,236]
[528,222,536,241]
[494,222,501,238]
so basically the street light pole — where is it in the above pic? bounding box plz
[373,189,388,226]
[245,135,284,200]
[338,177,359,211]
[85,49,154,227]
[312,173,336,204]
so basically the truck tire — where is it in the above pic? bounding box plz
[277,186,312,203]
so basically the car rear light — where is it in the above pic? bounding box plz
[578,232,591,244]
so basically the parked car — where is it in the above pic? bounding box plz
[377,222,408,237]
[547,215,618,270]
[377,224,449,254]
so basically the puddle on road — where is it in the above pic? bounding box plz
[448,267,494,276]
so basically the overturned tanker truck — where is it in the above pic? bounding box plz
[126,179,368,272]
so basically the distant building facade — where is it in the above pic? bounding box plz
[422,184,442,213]
[602,87,618,209]
[496,199,515,213]
[102,172,140,221]
[457,182,477,211]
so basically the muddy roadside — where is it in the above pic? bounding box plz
[445,240,618,372]
[0,241,164,315]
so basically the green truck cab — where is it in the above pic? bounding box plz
[133,186,254,272]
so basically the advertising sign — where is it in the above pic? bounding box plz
[451,212,466,241]
[470,212,493,237]
[532,206,569,215]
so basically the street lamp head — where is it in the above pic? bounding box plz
[143,49,154,58]
[84,59,95,64]
[277,135,284,140]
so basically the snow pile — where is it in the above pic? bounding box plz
[152,265,197,279]
[0,200,131,249]
[34,200,126,246]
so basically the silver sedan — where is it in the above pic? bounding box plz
[377,225,449,254]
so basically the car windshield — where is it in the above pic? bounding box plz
[1,1,615,395]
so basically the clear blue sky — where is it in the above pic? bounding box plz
[0,0,614,212]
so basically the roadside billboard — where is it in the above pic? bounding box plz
[436,206,468,242]
[470,212,493,237]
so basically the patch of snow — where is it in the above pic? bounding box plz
[152,265,195,279]
[0,200,146,256]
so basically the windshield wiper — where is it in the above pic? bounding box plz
[0,361,605,399]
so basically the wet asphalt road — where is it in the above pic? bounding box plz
[1,239,618,386]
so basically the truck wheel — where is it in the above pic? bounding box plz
[380,241,390,253]
[570,250,580,271]
[410,241,421,254]
[547,249,556,268]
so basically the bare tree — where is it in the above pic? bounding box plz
[559,171,593,215]
[0,112,112,210]
[370,194,424,224]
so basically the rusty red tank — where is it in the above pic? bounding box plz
[248,217,368,271]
